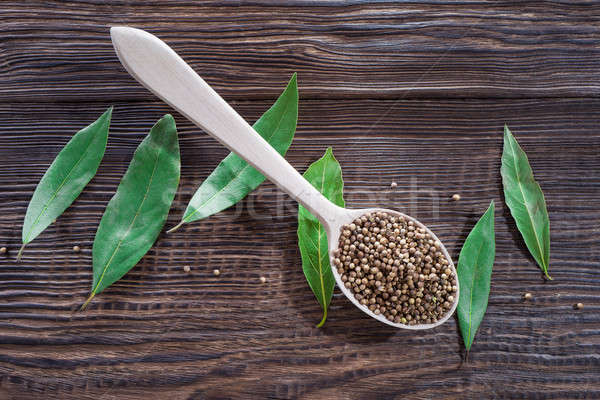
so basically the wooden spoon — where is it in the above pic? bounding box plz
[110,27,459,329]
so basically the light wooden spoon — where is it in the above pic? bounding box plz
[110,27,459,329]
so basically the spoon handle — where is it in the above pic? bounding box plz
[111,27,343,226]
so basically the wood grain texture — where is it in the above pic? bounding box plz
[1,1,600,101]
[1,1,600,399]
[1,99,599,399]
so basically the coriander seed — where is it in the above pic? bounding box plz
[337,212,457,326]
[183,265,191,273]
[391,182,398,188]
[523,292,533,300]
[0,247,6,254]
[260,276,267,283]
[72,245,80,253]
[575,302,584,310]
[213,269,220,276]
[451,194,461,201]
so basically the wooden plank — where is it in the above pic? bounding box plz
[0,98,599,399]
[1,1,600,101]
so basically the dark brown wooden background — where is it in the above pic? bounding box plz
[1,1,599,399]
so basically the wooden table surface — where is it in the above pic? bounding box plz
[1,1,599,399]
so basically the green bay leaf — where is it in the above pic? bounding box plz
[169,73,298,232]
[457,201,495,352]
[501,125,551,279]
[297,147,345,327]
[19,107,112,260]
[82,114,180,308]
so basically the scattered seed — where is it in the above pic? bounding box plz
[0,247,6,254]
[213,269,221,276]
[183,265,191,273]
[72,245,80,253]
[260,276,267,284]
[337,211,457,326]
[391,182,398,188]
[451,194,461,201]
[575,302,584,310]
[524,292,533,300]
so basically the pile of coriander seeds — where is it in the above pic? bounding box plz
[334,211,457,326]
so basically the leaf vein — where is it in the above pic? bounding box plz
[92,148,161,295]
[24,131,98,243]
[508,135,547,273]
[183,95,294,223]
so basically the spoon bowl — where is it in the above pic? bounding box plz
[324,206,458,329]
[110,26,459,330]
